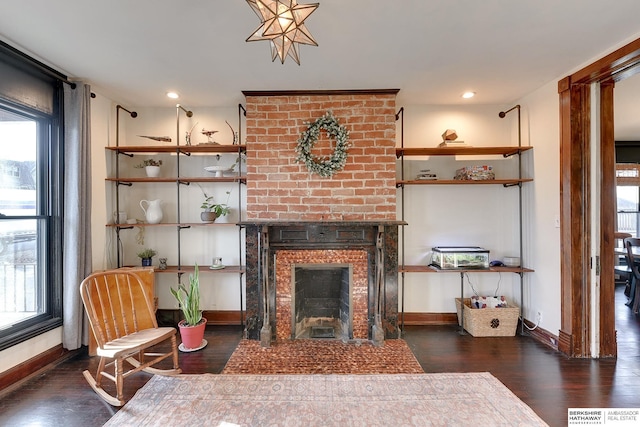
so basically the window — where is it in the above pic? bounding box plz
[0,43,63,350]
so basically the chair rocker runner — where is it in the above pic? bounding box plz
[80,270,181,406]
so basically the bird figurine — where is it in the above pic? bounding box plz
[201,129,219,144]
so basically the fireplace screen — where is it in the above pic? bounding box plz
[292,264,353,340]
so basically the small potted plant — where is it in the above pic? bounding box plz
[170,264,207,351]
[134,158,163,177]
[136,248,157,266]
[200,190,231,222]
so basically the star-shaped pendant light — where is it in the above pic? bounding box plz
[246,0,319,65]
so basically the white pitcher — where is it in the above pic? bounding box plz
[140,199,163,224]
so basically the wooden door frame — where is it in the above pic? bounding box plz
[558,38,640,357]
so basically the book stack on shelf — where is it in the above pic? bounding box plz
[416,169,437,180]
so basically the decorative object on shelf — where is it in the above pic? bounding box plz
[138,135,171,142]
[438,128,468,147]
[139,199,163,224]
[210,257,224,269]
[199,188,231,222]
[442,129,458,141]
[454,165,495,181]
[134,159,163,177]
[170,264,207,352]
[201,129,219,144]
[158,257,168,270]
[416,169,437,181]
[245,0,319,65]
[185,122,198,146]
[136,248,157,266]
[204,165,234,177]
[295,111,350,178]
[226,120,238,145]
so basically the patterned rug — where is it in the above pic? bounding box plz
[104,373,548,426]
[221,339,424,374]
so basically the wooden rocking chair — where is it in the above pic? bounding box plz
[80,270,181,406]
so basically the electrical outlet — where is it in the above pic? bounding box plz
[536,311,542,323]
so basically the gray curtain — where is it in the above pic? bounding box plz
[62,82,92,350]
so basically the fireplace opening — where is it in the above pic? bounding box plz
[292,263,353,340]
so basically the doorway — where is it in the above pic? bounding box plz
[559,38,640,357]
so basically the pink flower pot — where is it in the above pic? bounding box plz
[178,318,207,350]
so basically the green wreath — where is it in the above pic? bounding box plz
[295,111,350,178]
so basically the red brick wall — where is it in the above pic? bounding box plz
[244,90,398,220]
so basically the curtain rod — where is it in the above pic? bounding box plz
[1,40,67,81]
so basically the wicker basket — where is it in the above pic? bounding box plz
[455,298,519,337]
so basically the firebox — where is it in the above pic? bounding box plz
[292,264,353,340]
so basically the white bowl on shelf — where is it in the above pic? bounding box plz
[204,165,233,177]
[503,256,521,267]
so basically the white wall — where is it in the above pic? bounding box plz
[517,81,563,333]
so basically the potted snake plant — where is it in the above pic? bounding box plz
[170,264,207,351]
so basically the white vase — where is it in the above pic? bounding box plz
[145,165,160,177]
[140,199,163,224]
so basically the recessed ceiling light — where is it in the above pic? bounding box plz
[462,91,476,99]
[166,92,179,99]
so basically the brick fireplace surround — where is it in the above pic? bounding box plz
[241,90,402,345]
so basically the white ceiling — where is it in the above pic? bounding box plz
[1,1,640,108]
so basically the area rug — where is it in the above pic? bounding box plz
[221,339,424,374]
[104,373,548,426]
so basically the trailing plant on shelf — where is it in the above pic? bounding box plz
[201,192,231,217]
[170,264,203,327]
[133,159,163,168]
[197,185,232,221]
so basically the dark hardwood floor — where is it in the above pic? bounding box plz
[1,284,639,427]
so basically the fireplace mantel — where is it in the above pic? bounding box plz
[242,221,402,345]
[239,220,406,226]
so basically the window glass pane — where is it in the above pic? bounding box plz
[616,185,640,239]
[0,111,40,330]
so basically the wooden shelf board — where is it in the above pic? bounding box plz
[155,265,245,274]
[105,176,246,183]
[399,265,534,273]
[107,222,239,228]
[397,178,533,186]
[106,144,246,153]
[396,146,533,158]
